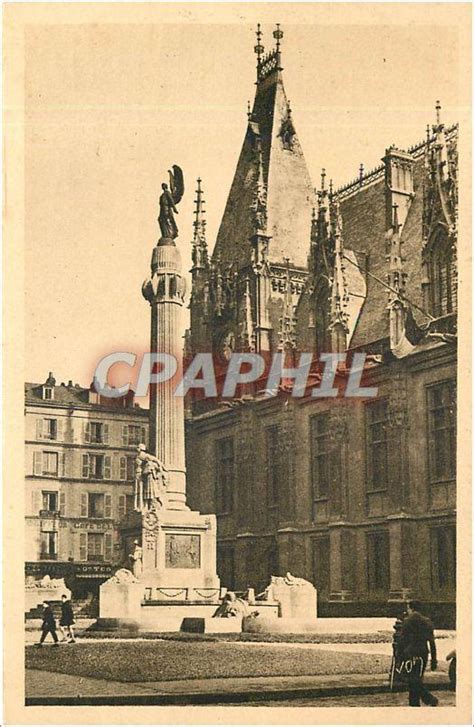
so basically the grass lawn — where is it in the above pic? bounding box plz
[82,630,394,644]
[26,641,392,683]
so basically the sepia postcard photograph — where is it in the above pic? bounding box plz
[3,2,472,724]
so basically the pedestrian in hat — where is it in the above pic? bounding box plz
[36,601,59,646]
[59,594,76,643]
[397,599,438,706]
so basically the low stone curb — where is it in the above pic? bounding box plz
[25,672,452,706]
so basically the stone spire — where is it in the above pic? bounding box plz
[212,24,315,269]
[278,258,297,352]
[386,202,409,351]
[191,177,209,272]
[328,201,349,352]
[240,275,256,352]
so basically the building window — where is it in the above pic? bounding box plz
[40,531,58,560]
[366,400,389,492]
[88,493,105,518]
[37,418,57,440]
[120,455,136,481]
[266,426,280,508]
[217,546,235,590]
[42,386,54,400]
[430,525,456,592]
[310,413,330,503]
[42,491,58,513]
[82,453,111,480]
[312,536,330,599]
[267,542,278,582]
[367,530,390,593]
[427,381,456,482]
[42,451,58,477]
[83,532,113,562]
[118,494,135,519]
[87,533,104,561]
[123,424,146,447]
[429,233,454,317]
[215,438,234,514]
[85,421,109,444]
[81,492,112,519]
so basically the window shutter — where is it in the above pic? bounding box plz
[103,423,109,444]
[119,457,126,480]
[104,493,112,518]
[118,494,126,519]
[122,425,128,446]
[105,533,113,561]
[80,493,88,518]
[84,422,91,443]
[82,454,89,479]
[60,452,67,477]
[33,452,43,476]
[32,490,41,514]
[59,492,66,517]
[56,419,62,441]
[36,419,43,440]
[141,427,146,445]
[79,532,87,561]
[104,456,111,480]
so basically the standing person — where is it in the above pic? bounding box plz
[397,599,438,706]
[59,594,76,643]
[36,601,59,647]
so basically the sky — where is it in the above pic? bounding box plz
[23,9,463,392]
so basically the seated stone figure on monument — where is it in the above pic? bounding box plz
[158,165,184,240]
[212,591,250,618]
[134,444,168,512]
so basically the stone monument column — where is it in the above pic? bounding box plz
[142,239,187,511]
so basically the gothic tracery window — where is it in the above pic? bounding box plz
[428,231,454,318]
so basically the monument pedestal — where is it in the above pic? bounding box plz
[98,508,221,631]
[140,509,220,593]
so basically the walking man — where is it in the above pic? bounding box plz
[36,601,59,646]
[397,599,438,706]
[59,594,76,643]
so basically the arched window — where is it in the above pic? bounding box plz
[429,232,453,317]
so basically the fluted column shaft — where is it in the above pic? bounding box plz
[143,238,187,510]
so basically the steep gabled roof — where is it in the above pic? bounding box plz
[212,30,315,270]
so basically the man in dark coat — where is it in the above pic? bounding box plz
[397,599,438,706]
[37,601,59,646]
[59,594,76,643]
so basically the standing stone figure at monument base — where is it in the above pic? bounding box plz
[128,540,143,579]
[134,444,168,512]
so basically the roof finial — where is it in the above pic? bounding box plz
[287,99,292,118]
[247,100,252,120]
[321,168,326,191]
[329,178,334,198]
[193,177,206,243]
[435,100,442,126]
[426,123,431,144]
[273,23,283,53]
[254,23,264,69]
[359,163,364,185]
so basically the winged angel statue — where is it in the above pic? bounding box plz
[158,165,185,240]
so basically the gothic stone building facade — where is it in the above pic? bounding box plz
[185,28,457,625]
[25,374,148,596]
